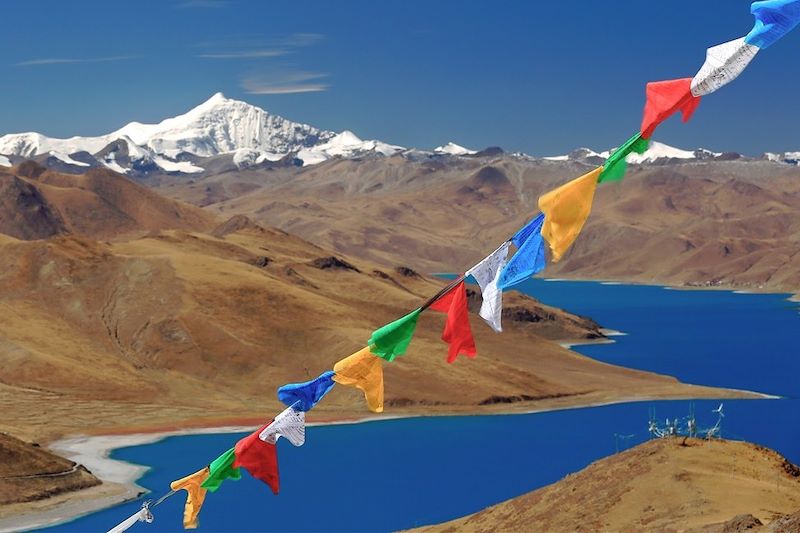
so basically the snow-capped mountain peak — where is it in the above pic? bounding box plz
[0,93,404,173]
[434,142,477,156]
[111,92,334,158]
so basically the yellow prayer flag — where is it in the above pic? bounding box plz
[333,347,384,413]
[538,166,602,262]
[170,467,210,529]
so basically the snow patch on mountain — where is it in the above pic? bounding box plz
[0,155,10,167]
[48,151,90,167]
[763,152,800,165]
[296,130,403,166]
[434,142,476,156]
[232,148,285,169]
[152,157,204,174]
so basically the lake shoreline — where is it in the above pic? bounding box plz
[4,385,780,532]
[3,279,792,532]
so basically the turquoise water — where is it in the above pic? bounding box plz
[46,280,800,532]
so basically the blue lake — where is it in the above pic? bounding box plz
[46,280,800,532]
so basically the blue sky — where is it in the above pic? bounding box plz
[0,0,797,155]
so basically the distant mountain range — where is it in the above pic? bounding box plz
[1,93,798,175]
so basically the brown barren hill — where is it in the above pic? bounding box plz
[0,162,215,240]
[0,432,100,507]
[161,156,800,298]
[414,438,800,533]
[0,213,755,443]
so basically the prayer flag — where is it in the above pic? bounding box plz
[429,281,477,363]
[170,468,209,530]
[691,37,759,96]
[497,214,546,290]
[745,0,800,49]
[368,309,421,362]
[598,133,650,183]
[200,448,241,492]
[259,406,306,446]
[333,347,385,412]
[233,425,280,495]
[640,78,701,139]
[538,167,602,262]
[466,242,510,332]
[277,371,336,412]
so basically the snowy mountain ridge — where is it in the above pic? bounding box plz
[1,93,798,173]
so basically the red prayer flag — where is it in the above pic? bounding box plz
[429,280,477,363]
[233,424,280,494]
[640,78,702,139]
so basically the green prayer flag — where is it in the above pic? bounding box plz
[598,133,650,183]
[201,447,241,492]
[368,309,421,362]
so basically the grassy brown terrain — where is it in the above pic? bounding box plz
[156,156,800,298]
[0,432,100,507]
[414,438,800,533]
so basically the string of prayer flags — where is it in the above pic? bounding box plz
[170,467,210,529]
[200,448,241,492]
[107,505,153,533]
[368,309,421,361]
[233,425,280,495]
[598,133,650,183]
[745,0,800,49]
[690,37,759,97]
[260,406,306,446]
[466,242,510,332]
[497,213,546,290]
[277,371,336,411]
[539,167,603,262]
[429,280,477,363]
[333,347,385,412]
[640,78,702,139]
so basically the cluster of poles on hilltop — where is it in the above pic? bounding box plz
[105,2,800,531]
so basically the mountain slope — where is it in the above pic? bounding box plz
[164,154,800,298]
[0,432,100,506]
[415,438,800,532]
[0,224,751,443]
[0,162,216,240]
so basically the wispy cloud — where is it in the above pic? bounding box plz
[176,0,230,8]
[242,70,329,95]
[197,33,324,60]
[199,49,287,59]
[15,55,137,67]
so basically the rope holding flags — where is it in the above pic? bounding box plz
[103,1,800,529]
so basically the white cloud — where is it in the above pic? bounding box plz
[242,71,329,94]
[197,33,323,60]
[15,56,136,67]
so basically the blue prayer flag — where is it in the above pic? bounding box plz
[277,371,336,411]
[497,213,546,290]
[745,0,800,49]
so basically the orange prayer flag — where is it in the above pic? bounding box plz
[538,167,602,262]
[170,467,210,529]
[333,347,384,412]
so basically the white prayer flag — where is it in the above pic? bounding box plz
[259,406,306,446]
[691,37,759,97]
[466,242,510,333]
